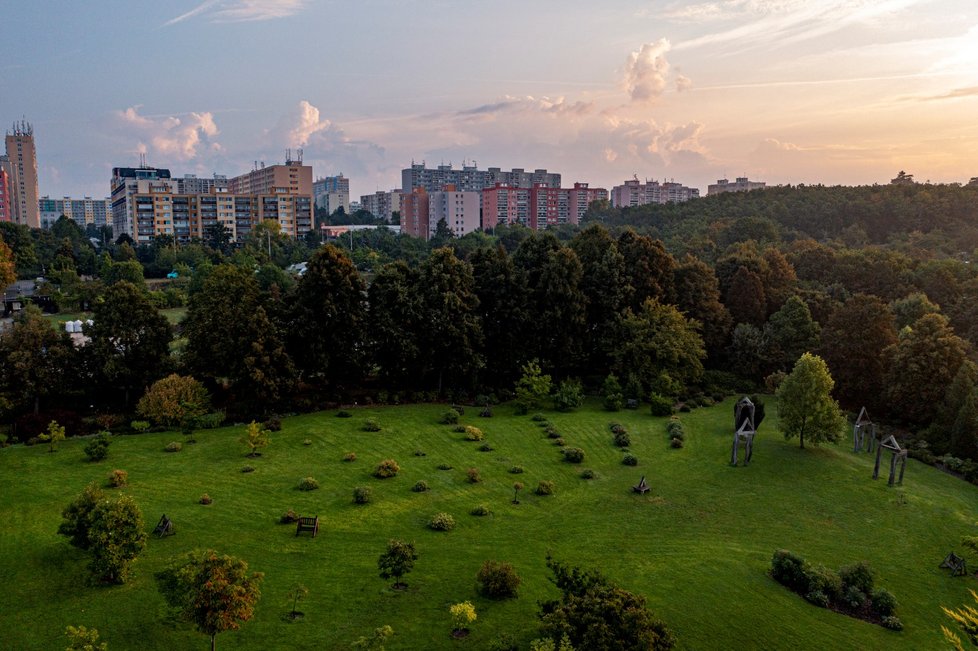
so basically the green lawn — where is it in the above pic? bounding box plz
[43,307,187,330]
[0,399,975,650]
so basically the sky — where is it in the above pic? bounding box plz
[1,0,976,201]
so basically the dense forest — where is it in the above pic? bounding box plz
[2,181,978,478]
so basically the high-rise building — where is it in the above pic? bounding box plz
[0,157,10,223]
[228,158,312,196]
[707,177,766,195]
[402,162,561,194]
[360,189,402,222]
[611,178,700,208]
[110,166,174,241]
[174,174,228,194]
[429,185,480,238]
[400,188,430,239]
[313,174,350,215]
[482,182,607,231]
[39,196,111,229]
[5,120,40,228]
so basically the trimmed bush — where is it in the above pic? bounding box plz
[453,425,467,433]
[509,465,525,474]
[562,447,585,463]
[108,469,128,488]
[670,437,684,449]
[478,443,493,452]
[197,412,225,429]
[470,504,492,516]
[297,477,319,491]
[437,463,453,470]
[374,459,400,479]
[343,452,357,462]
[440,409,461,425]
[336,410,352,418]
[353,486,372,505]
[649,393,674,416]
[130,420,150,433]
[84,433,111,462]
[412,480,430,493]
[466,468,481,483]
[164,441,182,453]
[553,437,566,447]
[610,423,626,434]
[805,565,842,603]
[363,418,381,432]
[881,615,903,631]
[414,449,427,457]
[428,512,456,531]
[535,480,555,496]
[464,426,485,441]
[839,561,874,595]
[280,509,300,524]
[302,439,312,446]
[545,425,561,439]
[530,413,547,422]
[622,453,638,466]
[476,560,521,599]
[199,493,212,505]
[614,431,631,448]
[771,550,809,593]
[580,468,596,480]
[241,465,255,473]
[871,588,898,617]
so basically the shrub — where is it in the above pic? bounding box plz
[649,393,674,416]
[164,441,182,453]
[480,406,493,418]
[610,422,626,434]
[603,374,625,412]
[197,412,225,429]
[843,585,867,609]
[336,410,352,418]
[241,465,255,473]
[428,512,456,531]
[353,486,372,505]
[545,425,562,439]
[771,549,809,593]
[477,559,521,599]
[453,424,467,433]
[84,433,111,462]
[614,431,631,448]
[450,601,477,633]
[881,615,903,631]
[553,379,584,412]
[199,493,212,505]
[280,509,300,524]
[622,453,638,466]
[412,480,430,493]
[437,463,453,470]
[679,403,691,413]
[580,468,596,479]
[871,588,898,617]
[805,565,842,603]
[440,409,461,425]
[137,374,211,428]
[805,590,830,608]
[470,504,492,516]
[535,480,555,496]
[131,420,150,433]
[108,469,128,488]
[670,437,684,449]
[297,477,319,491]
[839,561,875,595]
[414,449,427,457]
[562,447,585,463]
[262,417,282,432]
[479,443,493,452]
[464,426,484,441]
[509,465,525,474]
[488,633,519,651]
[553,437,566,447]
[343,452,357,462]
[374,459,400,479]
[666,418,684,436]
[302,439,312,446]
[530,413,547,422]
[466,468,481,483]
[669,428,685,441]
[363,418,381,432]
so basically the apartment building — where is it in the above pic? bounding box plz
[313,174,350,214]
[611,178,700,208]
[402,162,561,194]
[5,121,40,228]
[0,159,10,223]
[400,188,429,239]
[39,196,111,229]
[174,174,228,194]
[111,166,175,241]
[707,177,766,195]
[359,189,402,222]
[429,185,480,238]
[228,160,312,196]
[482,182,607,230]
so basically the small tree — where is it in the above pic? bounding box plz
[156,550,263,651]
[87,494,147,584]
[378,539,418,589]
[137,374,211,428]
[777,353,847,449]
[944,589,978,649]
[553,379,584,412]
[65,625,108,651]
[351,625,394,651]
[512,481,524,504]
[287,583,308,620]
[39,420,66,452]
[58,483,105,549]
[602,374,624,412]
[476,560,521,599]
[515,360,552,415]
[450,601,477,636]
[240,421,271,458]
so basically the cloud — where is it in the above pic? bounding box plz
[622,40,674,102]
[917,86,978,101]
[114,106,220,160]
[164,0,306,26]
[676,74,693,92]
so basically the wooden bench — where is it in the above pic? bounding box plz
[153,514,174,538]
[632,476,650,494]
[295,516,319,538]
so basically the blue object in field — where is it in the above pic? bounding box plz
[166,271,179,279]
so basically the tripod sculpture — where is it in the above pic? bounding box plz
[873,434,908,486]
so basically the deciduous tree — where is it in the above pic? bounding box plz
[377,539,418,589]
[777,353,847,449]
[0,305,77,414]
[137,374,211,428]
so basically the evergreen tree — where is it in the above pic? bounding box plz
[927,362,978,454]
[367,262,424,389]
[470,245,530,388]
[764,295,820,372]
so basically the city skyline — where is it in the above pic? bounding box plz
[1,0,976,200]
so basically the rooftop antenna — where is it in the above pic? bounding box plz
[139,152,147,168]
[297,148,303,163]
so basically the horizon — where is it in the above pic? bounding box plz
[1,0,976,200]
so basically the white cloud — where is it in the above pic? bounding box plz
[164,0,306,26]
[622,40,674,102]
[114,106,220,160]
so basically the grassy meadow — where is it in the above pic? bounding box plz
[0,398,976,650]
